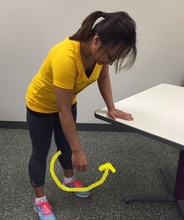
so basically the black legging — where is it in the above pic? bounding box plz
[26,104,77,187]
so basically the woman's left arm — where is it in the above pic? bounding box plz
[97,64,133,121]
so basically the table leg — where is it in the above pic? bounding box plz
[174,150,184,199]
[124,167,176,203]
[124,150,184,216]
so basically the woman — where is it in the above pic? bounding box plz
[26,10,137,220]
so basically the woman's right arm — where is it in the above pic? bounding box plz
[54,86,87,171]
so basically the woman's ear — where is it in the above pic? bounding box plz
[93,34,102,46]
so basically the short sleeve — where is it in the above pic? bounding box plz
[52,52,77,89]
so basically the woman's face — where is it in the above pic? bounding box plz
[91,35,121,65]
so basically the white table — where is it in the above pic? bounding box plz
[95,84,184,215]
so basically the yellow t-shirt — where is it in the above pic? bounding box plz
[26,37,103,113]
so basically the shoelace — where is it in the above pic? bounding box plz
[71,179,83,187]
[39,201,52,216]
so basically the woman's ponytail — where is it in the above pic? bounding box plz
[70,11,104,41]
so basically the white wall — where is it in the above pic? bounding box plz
[0,0,184,123]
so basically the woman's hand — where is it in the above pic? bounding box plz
[72,149,87,171]
[108,107,134,121]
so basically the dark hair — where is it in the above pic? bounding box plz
[70,11,137,71]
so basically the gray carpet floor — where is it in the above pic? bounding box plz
[0,129,183,220]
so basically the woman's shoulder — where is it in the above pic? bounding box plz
[48,37,80,60]
[53,37,79,52]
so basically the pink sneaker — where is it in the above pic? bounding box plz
[34,199,57,220]
[64,179,92,198]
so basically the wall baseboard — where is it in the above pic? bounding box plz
[0,121,131,132]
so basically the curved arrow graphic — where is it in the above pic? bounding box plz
[50,150,116,192]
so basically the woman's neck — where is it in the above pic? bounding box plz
[80,41,96,77]
[80,41,93,60]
